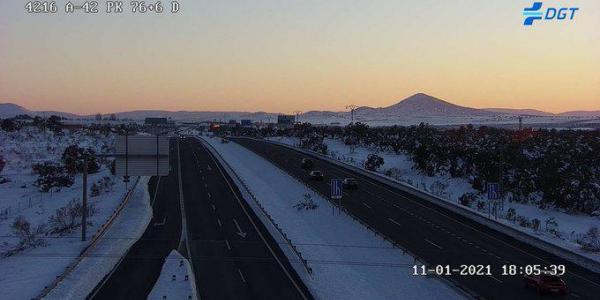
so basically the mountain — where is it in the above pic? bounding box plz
[354,93,496,117]
[0,103,80,119]
[483,108,555,116]
[558,111,600,118]
[111,110,277,122]
[0,103,29,117]
[1,95,597,122]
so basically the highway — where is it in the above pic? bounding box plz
[232,137,600,300]
[179,137,312,300]
[91,140,183,299]
[92,138,312,300]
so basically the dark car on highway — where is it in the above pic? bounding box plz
[524,273,568,295]
[301,158,313,169]
[342,178,359,189]
[308,170,324,180]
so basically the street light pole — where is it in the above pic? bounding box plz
[82,158,87,242]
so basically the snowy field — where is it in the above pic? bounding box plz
[267,136,600,263]
[0,127,139,299]
[300,114,598,128]
[203,135,464,300]
[148,250,197,300]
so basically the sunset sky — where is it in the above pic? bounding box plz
[1,1,598,114]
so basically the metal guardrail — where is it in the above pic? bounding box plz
[264,138,600,275]
[199,137,314,276]
[36,177,141,299]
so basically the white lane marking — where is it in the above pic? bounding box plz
[490,275,503,283]
[363,202,372,209]
[217,218,222,227]
[425,239,443,249]
[233,218,248,238]
[207,192,211,198]
[201,138,310,299]
[388,218,401,226]
[211,204,216,211]
[204,183,208,188]
[571,293,580,298]
[225,239,231,250]
[153,217,166,226]
[238,269,246,283]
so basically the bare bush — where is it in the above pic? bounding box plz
[47,198,96,236]
[577,226,600,252]
[459,192,476,207]
[2,216,46,257]
[294,193,319,211]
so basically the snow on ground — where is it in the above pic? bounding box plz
[267,136,600,263]
[44,177,152,299]
[203,136,464,300]
[300,114,595,128]
[148,250,197,300]
[0,127,140,299]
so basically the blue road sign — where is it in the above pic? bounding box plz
[487,183,500,200]
[331,179,343,199]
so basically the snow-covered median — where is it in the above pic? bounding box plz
[202,136,464,300]
[148,250,197,300]
[266,136,600,265]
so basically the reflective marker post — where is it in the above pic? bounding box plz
[331,179,343,215]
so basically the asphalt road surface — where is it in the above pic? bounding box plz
[91,139,183,299]
[232,137,600,300]
[179,137,312,300]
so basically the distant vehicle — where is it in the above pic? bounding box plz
[308,170,324,180]
[301,158,313,169]
[524,273,567,295]
[221,138,229,144]
[343,178,358,189]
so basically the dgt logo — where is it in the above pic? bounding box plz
[523,2,579,26]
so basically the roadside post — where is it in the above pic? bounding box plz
[487,182,499,219]
[331,179,343,215]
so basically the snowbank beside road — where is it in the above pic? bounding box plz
[43,177,152,299]
[203,136,464,300]
[148,250,197,300]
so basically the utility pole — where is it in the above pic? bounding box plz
[518,116,523,131]
[346,105,359,124]
[293,111,302,124]
[82,157,88,242]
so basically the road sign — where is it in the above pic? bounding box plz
[115,135,170,177]
[487,183,500,200]
[331,179,343,199]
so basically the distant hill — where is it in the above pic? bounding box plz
[0,103,79,119]
[0,103,28,117]
[111,110,277,122]
[1,95,598,122]
[357,93,495,117]
[558,111,600,118]
[483,108,555,116]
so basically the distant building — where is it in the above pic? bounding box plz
[145,117,168,125]
[241,119,252,126]
[228,119,238,125]
[277,114,295,125]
